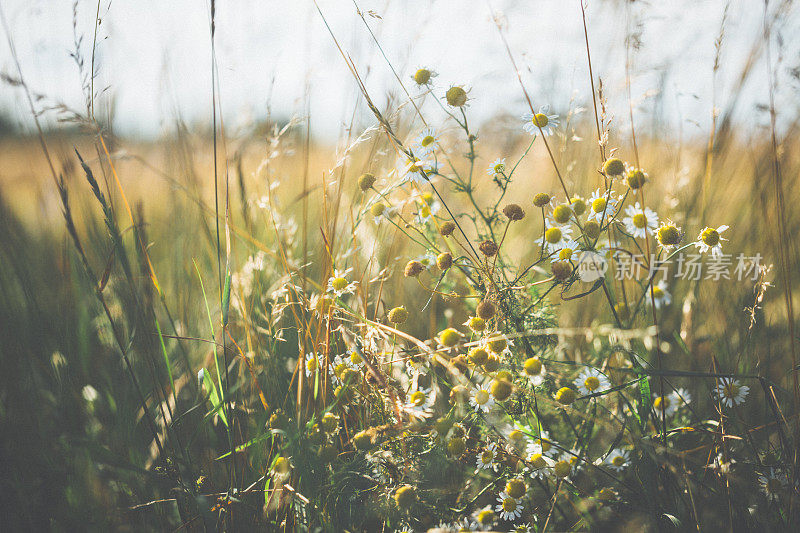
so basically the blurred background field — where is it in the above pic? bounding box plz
[1,0,800,531]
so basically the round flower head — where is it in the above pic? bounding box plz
[526,451,552,479]
[476,300,496,320]
[759,468,786,502]
[404,260,425,278]
[357,172,376,191]
[583,220,602,240]
[490,379,513,401]
[387,306,409,324]
[551,261,573,281]
[543,224,574,254]
[623,203,659,239]
[446,86,468,107]
[479,240,499,257]
[646,279,672,309]
[436,252,453,270]
[553,459,572,479]
[464,316,486,333]
[533,192,551,208]
[402,156,434,184]
[522,105,558,136]
[652,394,678,418]
[404,385,435,420]
[626,166,648,189]
[523,357,546,385]
[505,478,527,499]
[474,507,496,528]
[475,443,499,472]
[555,386,577,405]
[656,221,682,248]
[447,436,467,457]
[412,67,436,86]
[603,157,626,177]
[486,157,506,176]
[551,204,573,225]
[394,484,417,509]
[503,203,525,221]
[470,386,495,413]
[439,221,456,236]
[588,188,617,222]
[414,127,440,156]
[327,268,357,297]
[486,333,508,354]
[604,448,631,472]
[370,201,386,218]
[439,328,463,347]
[468,346,489,365]
[574,368,610,396]
[695,225,729,258]
[570,197,587,217]
[496,492,523,521]
[715,377,749,407]
[552,239,580,263]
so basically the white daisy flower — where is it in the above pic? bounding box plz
[404,385,435,420]
[413,127,440,156]
[758,468,786,502]
[561,449,584,474]
[523,357,546,387]
[415,199,440,225]
[470,386,495,413]
[604,448,631,472]
[715,377,749,407]
[496,492,523,521]
[521,106,558,136]
[486,157,507,176]
[304,353,323,378]
[400,156,435,184]
[526,430,555,457]
[646,279,672,309]
[551,239,581,263]
[411,67,437,87]
[327,268,357,297]
[475,443,499,472]
[588,188,618,222]
[574,368,611,396]
[695,225,729,259]
[503,424,530,455]
[670,387,692,407]
[654,388,692,418]
[622,203,659,239]
[542,224,574,254]
[525,450,552,479]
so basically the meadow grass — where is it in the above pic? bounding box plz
[1,1,799,532]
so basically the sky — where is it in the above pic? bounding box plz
[1,0,797,141]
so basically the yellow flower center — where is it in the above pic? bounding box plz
[480,450,494,464]
[701,227,720,246]
[421,135,435,147]
[611,455,625,467]
[331,277,348,292]
[349,352,362,365]
[508,429,524,442]
[419,205,431,218]
[536,438,551,452]
[654,396,670,411]
[529,453,547,469]
[584,376,601,391]
[414,68,431,85]
[477,510,494,525]
[558,247,574,260]
[410,391,426,406]
[502,497,518,512]
[723,382,740,398]
[421,192,434,205]
[532,113,549,127]
[552,205,571,224]
[571,198,587,215]
[524,357,543,376]
[494,163,505,174]
[554,460,571,478]
[652,286,664,298]
[475,390,490,405]
[307,357,318,372]
[592,198,607,213]
[545,227,563,244]
[632,213,647,229]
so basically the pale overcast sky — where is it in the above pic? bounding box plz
[1,0,797,141]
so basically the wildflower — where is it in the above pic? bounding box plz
[522,106,558,136]
[505,478,527,499]
[446,86,468,107]
[758,468,786,502]
[570,197,587,216]
[551,204,573,225]
[479,240,499,257]
[551,261,573,281]
[656,221,682,248]
[490,379,513,401]
[394,485,417,509]
[503,203,525,221]
[695,225,729,258]
[357,172,376,191]
[486,334,508,354]
[583,220,602,240]
[715,377,749,407]
[552,239,580,263]
[439,221,457,236]
[483,355,501,372]
[404,260,425,278]
[416,198,440,225]
[653,388,690,417]
[412,67,436,86]
[574,368,610,396]
[527,430,554,456]
[553,459,572,478]
[448,436,467,457]
[327,268,357,297]
[486,157,506,176]
[273,456,292,477]
[476,300,496,320]
[414,127,440,156]
[626,166,648,189]
[533,192,551,208]
[402,156,434,184]
[588,188,617,222]
[468,346,489,365]
[647,279,672,309]
[439,328,463,347]
[471,386,495,413]
[437,252,453,270]
[388,306,409,324]
[523,357,546,385]
[526,451,551,478]
[603,157,626,177]
[321,412,339,433]
[465,316,486,333]
[603,448,630,472]
[475,443,499,472]
[555,386,577,405]
[304,353,322,378]
[404,385,435,420]
[496,493,523,521]
[543,225,574,253]
[474,507,496,529]
[623,203,659,239]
